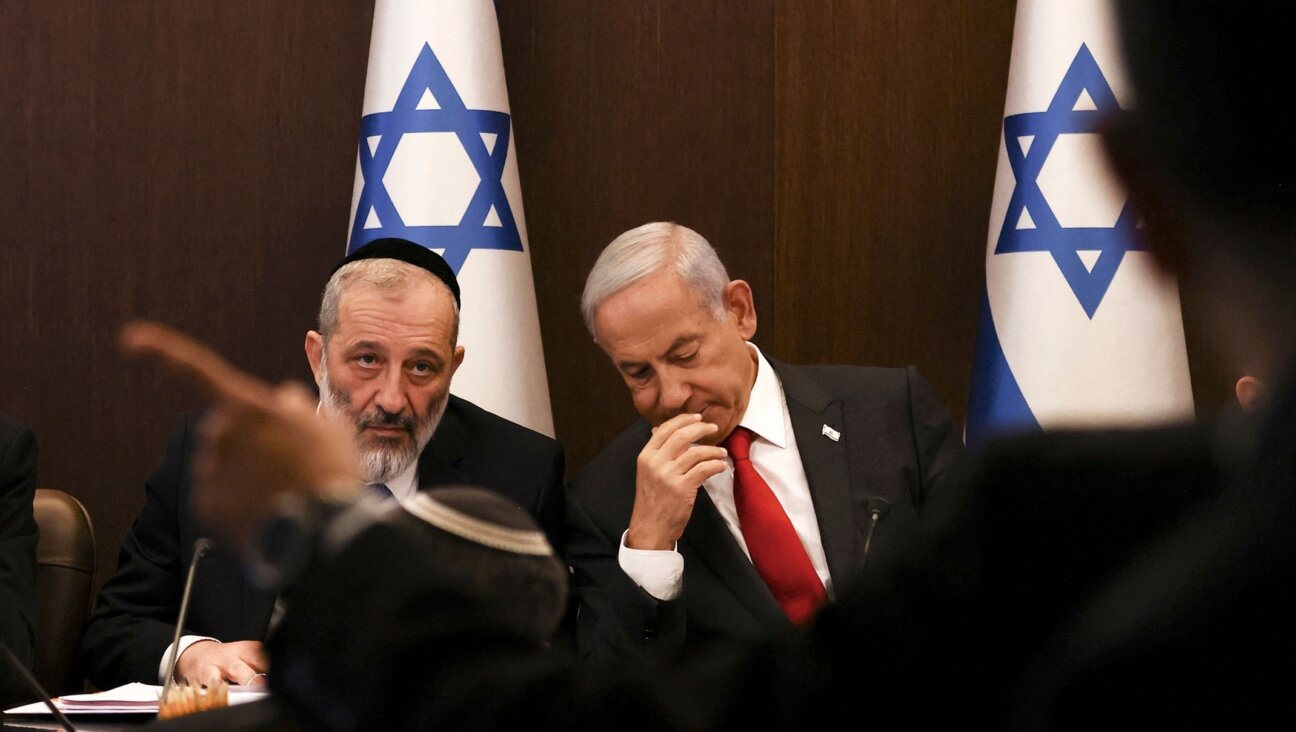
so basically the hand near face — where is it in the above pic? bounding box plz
[175,639,268,688]
[119,321,360,548]
[625,413,728,550]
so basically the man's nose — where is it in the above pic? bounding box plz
[373,368,407,414]
[657,368,691,413]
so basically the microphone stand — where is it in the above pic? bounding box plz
[160,538,213,702]
[861,498,890,569]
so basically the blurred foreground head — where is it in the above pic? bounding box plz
[1107,0,1295,380]
[268,486,567,732]
[401,486,568,642]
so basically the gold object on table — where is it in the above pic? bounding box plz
[157,680,230,719]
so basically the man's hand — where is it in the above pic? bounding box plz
[625,414,728,550]
[119,321,360,547]
[175,640,268,688]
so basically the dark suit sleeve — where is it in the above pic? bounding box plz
[565,488,686,670]
[0,419,38,706]
[531,441,566,555]
[903,365,966,506]
[78,415,194,688]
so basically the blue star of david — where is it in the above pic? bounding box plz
[995,44,1142,318]
[349,43,523,273]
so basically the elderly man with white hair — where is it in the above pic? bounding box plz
[565,222,965,668]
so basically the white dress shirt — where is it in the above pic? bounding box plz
[618,345,834,601]
[376,459,420,507]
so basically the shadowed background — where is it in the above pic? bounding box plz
[0,1,1229,599]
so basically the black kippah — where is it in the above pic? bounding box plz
[333,238,461,308]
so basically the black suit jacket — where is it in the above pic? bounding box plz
[0,414,39,706]
[565,359,965,667]
[78,395,564,689]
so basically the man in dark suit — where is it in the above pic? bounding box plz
[79,238,564,690]
[566,222,964,666]
[0,413,39,707]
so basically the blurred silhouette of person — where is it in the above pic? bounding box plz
[0,413,38,707]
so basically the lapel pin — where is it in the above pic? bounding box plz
[821,424,841,442]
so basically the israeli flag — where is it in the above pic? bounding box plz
[346,0,554,436]
[965,0,1193,450]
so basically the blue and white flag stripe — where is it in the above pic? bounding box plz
[347,0,554,436]
[966,0,1192,450]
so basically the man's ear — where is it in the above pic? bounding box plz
[1235,375,1266,412]
[450,344,466,378]
[723,280,758,340]
[305,331,326,385]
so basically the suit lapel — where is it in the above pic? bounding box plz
[416,402,467,490]
[681,490,786,626]
[771,359,861,590]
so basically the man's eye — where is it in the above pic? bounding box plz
[356,354,379,367]
[676,351,698,363]
[410,361,435,376]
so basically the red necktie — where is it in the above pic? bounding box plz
[723,426,826,624]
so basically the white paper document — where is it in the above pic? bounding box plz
[4,682,270,716]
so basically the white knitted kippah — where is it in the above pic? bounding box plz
[405,492,553,556]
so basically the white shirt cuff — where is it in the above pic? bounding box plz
[617,530,683,601]
[158,635,218,684]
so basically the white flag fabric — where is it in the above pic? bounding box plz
[346,0,554,436]
[965,0,1193,450]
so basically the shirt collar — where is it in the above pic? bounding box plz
[385,456,420,503]
[738,344,788,449]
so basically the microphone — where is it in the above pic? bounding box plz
[161,538,213,695]
[0,643,77,731]
[860,498,890,569]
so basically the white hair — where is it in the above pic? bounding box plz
[580,222,730,337]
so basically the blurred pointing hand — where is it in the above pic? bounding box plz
[120,321,360,547]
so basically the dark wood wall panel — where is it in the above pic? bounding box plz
[771,0,1017,424]
[1,1,374,590]
[498,0,776,472]
[3,1,1036,604]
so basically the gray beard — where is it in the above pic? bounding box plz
[318,361,448,484]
